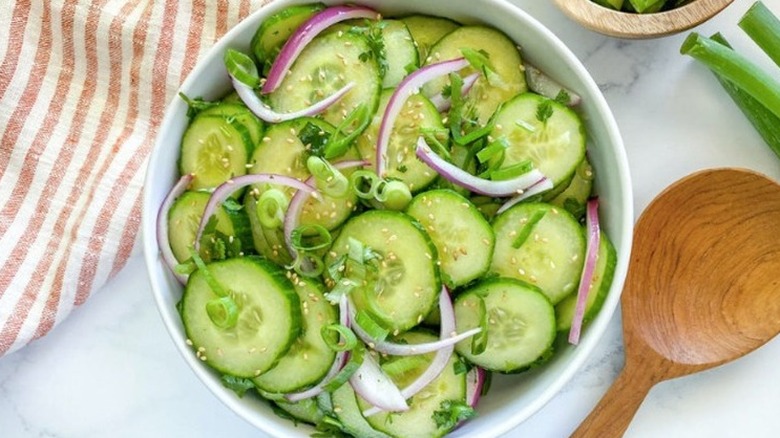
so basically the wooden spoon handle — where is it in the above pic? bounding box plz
[570,362,659,438]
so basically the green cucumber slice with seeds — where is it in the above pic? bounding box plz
[273,397,325,425]
[548,158,594,219]
[422,26,527,124]
[490,202,586,305]
[250,3,325,66]
[406,189,494,288]
[268,29,381,137]
[325,210,441,333]
[401,15,460,63]
[330,384,392,438]
[356,89,447,192]
[357,330,467,438]
[555,232,617,331]
[454,277,556,373]
[179,114,253,191]
[181,257,301,378]
[246,117,360,233]
[490,92,586,190]
[167,190,253,263]
[197,102,264,149]
[253,278,337,394]
[379,19,419,88]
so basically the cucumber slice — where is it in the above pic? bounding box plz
[197,102,264,148]
[268,29,381,136]
[490,202,586,304]
[250,3,325,65]
[555,232,617,331]
[330,384,392,438]
[422,26,527,124]
[247,118,359,233]
[357,331,467,438]
[273,397,325,425]
[401,15,460,63]
[325,210,440,333]
[490,92,586,189]
[454,278,556,373]
[181,257,301,378]
[548,158,594,220]
[356,89,447,192]
[179,114,253,191]
[406,189,494,287]
[379,19,419,88]
[253,279,337,394]
[167,190,252,263]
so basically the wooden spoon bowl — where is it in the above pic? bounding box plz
[573,168,780,437]
[553,0,735,39]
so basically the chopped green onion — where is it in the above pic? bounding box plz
[739,1,780,69]
[475,141,505,163]
[471,296,488,355]
[321,324,358,352]
[224,49,260,88]
[490,160,533,181]
[708,32,780,160]
[355,310,390,342]
[206,296,240,330]
[375,180,412,211]
[307,156,349,198]
[290,224,333,252]
[350,169,381,199]
[189,248,228,297]
[323,343,365,392]
[290,252,326,278]
[381,356,429,378]
[324,103,372,159]
[512,209,547,249]
[681,32,780,120]
[256,189,288,229]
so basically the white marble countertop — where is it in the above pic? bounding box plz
[3,0,780,436]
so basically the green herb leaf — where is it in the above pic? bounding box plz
[535,99,554,124]
[432,400,476,430]
[298,121,331,158]
[220,374,255,398]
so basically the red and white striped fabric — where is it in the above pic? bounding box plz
[0,0,270,357]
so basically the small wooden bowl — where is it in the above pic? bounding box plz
[552,0,735,39]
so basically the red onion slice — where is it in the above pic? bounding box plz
[156,173,194,284]
[261,5,379,94]
[568,198,601,345]
[362,287,465,417]
[286,295,352,402]
[376,58,470,176]
[351,351,409,414]
[465,366,486,408]
[283,159,368,259]
[495,177,554,214]
[428,73,479,112]
[194,173,319,252]
[416,137,547,197]
[232,75,354,123]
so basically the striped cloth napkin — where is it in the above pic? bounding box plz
[0,0,270,357]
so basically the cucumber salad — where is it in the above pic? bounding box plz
[156,3,617,437]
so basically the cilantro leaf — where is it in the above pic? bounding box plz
[432,400,476,431]
[554,89,571,105]
[220,374,255,398]
[535,99,554,124]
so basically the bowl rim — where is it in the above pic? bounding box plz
[142,0,634,436]
[552,0,736,39]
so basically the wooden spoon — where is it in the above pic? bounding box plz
[573,168,780,437]
[552,0,735,39]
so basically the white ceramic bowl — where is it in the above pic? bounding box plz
[142,0,633,436]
